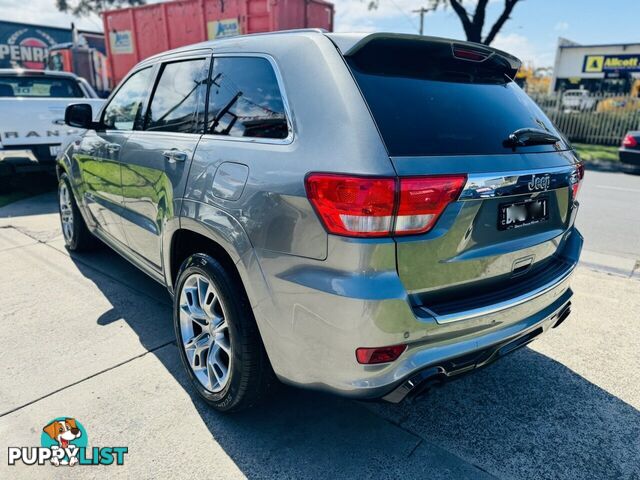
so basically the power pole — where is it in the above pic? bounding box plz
[412,7,433,35]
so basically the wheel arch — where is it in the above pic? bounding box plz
[168,229,238,288]
[165,209,257,299]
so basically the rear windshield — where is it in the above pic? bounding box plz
[346,40,567,156]
[0,76,84,98]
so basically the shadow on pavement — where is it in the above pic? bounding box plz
[371,347,640,480]
[68,246,639,480]
[0,189,58,218]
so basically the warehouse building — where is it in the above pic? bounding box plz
[550,37,640,94]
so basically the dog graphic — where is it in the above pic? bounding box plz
[42,418,82,466]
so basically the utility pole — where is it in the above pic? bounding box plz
[412,7,433,35]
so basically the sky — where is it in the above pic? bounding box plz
[0,0,638,67]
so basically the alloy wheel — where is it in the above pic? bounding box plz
[59,183,74,243]
[179,273,232,393]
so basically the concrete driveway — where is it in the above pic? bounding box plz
[0,183,638,479]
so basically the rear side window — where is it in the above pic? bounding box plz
[206,57,288,140]
[346,39,567,156]
[0,76,83,98]
[103,67,153,131]
[145,58,207,133]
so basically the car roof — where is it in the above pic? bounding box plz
[138,28,328,67]
[135,29,521,71]
[0,68,80,79]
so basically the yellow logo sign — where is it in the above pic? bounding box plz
[584,55,604,73]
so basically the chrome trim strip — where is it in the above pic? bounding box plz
[422,260,577,324]
[459,165,579,200]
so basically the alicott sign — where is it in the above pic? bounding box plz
[583,54,640,74]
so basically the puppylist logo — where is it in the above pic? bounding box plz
[7,417,128,467]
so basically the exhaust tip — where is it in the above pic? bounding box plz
[552,302,572,329]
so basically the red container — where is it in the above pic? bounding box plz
[103,0,334,85]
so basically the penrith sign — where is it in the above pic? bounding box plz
[0,21,70,69]
[0,21,104,70]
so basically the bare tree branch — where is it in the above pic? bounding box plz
[448,0,475,39]
[472,0,490,29]
[483,0,519,45]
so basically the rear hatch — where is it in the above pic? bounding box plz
[338,34,582,317]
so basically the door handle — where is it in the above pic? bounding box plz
[105,143,121,154]
[163,149,188,163]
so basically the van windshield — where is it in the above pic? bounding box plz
[345,40,567,156]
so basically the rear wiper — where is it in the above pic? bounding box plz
[504,128,560,149]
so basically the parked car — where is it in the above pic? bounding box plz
[57,30,584,411]
[619,131,640,173]
[0,69,104,179]
[562,89,597,111]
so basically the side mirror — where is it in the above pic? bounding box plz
[65,103,95,129]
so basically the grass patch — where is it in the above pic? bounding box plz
[573,143,619,163]
[0,174,56,208]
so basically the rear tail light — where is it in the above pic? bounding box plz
[356,344,407,364]
[571,162,585,200]
[304,175,395,237]
[622,134,638,148]
[305,174,466,238]
[396,176,467,235]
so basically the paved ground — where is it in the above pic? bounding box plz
[577,170,640,266]
[0,171,638,479]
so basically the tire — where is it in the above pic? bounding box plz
[174,253,274,412]
[58,174,96,251]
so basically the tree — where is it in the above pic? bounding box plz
[56,0,146,16]
[370,0,523,46]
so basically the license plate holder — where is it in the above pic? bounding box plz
[498,197,548,230]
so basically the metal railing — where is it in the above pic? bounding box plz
[529,92,640,145]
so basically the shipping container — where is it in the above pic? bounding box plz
[103,0,334,85]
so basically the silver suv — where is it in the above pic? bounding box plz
[58,30,583,411]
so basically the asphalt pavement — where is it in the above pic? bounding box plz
[0,169,638,479]
[577,170,640,277]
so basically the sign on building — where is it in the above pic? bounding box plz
[0,22,69,69]
[583,54,640,73]
[0,21,104,70]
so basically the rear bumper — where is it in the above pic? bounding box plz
[382,299,572,403]
[346,269,575,400]
[619,148,640,171]
[259,228,583,400]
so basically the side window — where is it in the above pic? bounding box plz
[145,58,207,133]
[207,57,289,139]
[102,68,153,131]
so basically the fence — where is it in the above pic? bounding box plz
[529,92,640,146]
